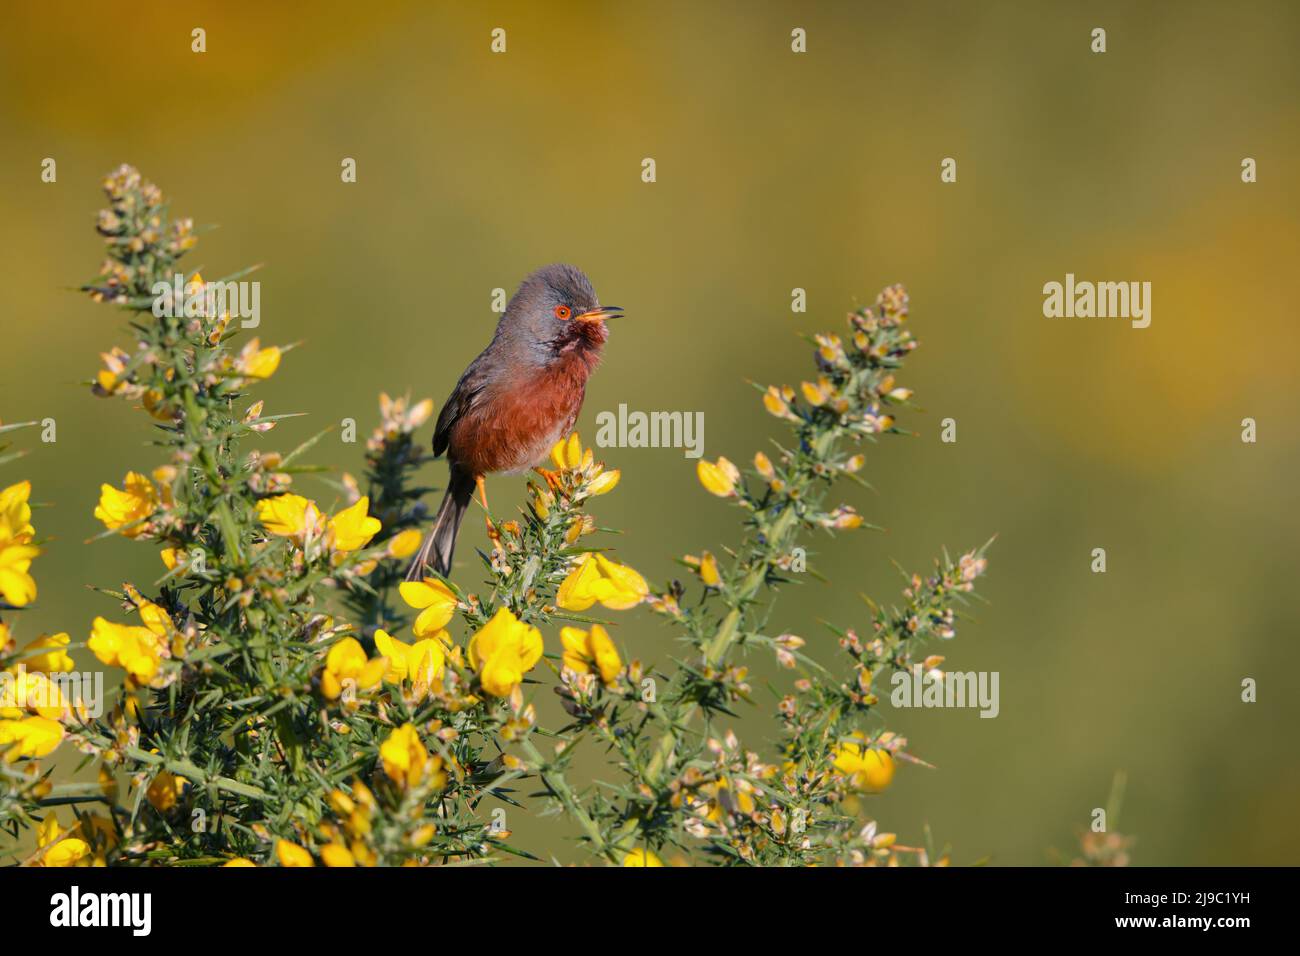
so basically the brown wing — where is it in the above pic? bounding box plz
[432,354,492,459]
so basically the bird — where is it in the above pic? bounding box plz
[405,264,621,581]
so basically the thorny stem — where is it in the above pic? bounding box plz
[517,735,617,864]
[612,429,838,852]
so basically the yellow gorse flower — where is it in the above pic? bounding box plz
[696,457,740,498]
[258,494,383,553]
[387,528,423,559]
[762,385,798,420]
[320,636,386,701]
[698,551,721,588]
[560,624,623,685]
[0,668,67,720]
[398,578,458,638]
[276,839,314,867]
[94,471,159,538]
[87,616,166,685]
[0,480,35,539]
[255,493,324,539]
[22,632,74,673]
[146,770,188,812]
[379,722,442,789]
[0,541,39,608]
[621,848,664,867]
[236,338,282,380]
[467,607,543,698]
[328,496,381,552]
[0,480,40,606]
[550,433,586,470]
[556,553,649,612]
[374,628,446,685]
[93,346,136,397]
[0,715,63,762]
[548,433,620,496]
[831,735,896,793]
[320,843,356,867]
[35,815,90,867]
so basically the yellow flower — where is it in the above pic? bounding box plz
[0,480,34,539]
[320,636,386,701]
[586,469,621,496]
[237,338,282,379]
[550,433,585,470]
[256,493,323,539]
[94,471,158,538]
[87,617,165,685]
[622,848,664,867]
[698,776,757,821]
[380,722,431,788]
[696,457,740,497]
[467,607,543,698]
[387,528,423,559]
[141,388,175,422]
[223,857,257,867]
[398,578,458,637]
[0,543,39,606]
[801,378,832,406]
[0,480,39,606]
[146,770,187,812]
[321,844,356,867]
[831,736,896,793]
[36,816,90,867]
[0,715,63,761]
[0,669,66,720]
[22,633,74,673]
[93,346,135,397]
[276,839,315,867]
[374,629,446,685]
[328,496,381,552]
[122,584,177,646]
[698,551,721,588]
[763,385,797,420]
[547,433,620,495]
[560,625,623,685]
[556,553,649,612]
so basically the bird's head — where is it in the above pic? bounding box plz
[502,263,622,361]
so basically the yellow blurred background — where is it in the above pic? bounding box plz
[2,0,1298,864]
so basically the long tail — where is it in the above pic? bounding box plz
[405,468,476,581]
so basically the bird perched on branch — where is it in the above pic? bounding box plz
[406,264,621,580]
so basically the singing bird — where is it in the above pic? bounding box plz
[406,264,621,580]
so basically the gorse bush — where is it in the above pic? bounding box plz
[1,165,994,867]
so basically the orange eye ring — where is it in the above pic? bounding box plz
[554,304,572,320]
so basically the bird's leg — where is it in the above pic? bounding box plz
[477,475,503,555]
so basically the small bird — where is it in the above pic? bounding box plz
[406,264,621,580]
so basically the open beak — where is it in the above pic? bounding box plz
[575,305,625,323]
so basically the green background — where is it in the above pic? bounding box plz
[2,0,1298,864]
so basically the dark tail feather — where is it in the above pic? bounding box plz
[405,468,475,581]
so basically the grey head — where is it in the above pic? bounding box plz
[495,264,622,364]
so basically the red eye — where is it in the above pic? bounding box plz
[554,304,571,320]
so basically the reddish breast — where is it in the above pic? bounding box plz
[450,350,595,475]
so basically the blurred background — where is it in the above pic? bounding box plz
[2,0,1297,865]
